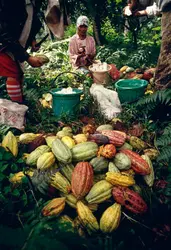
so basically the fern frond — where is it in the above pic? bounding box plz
[24,88,40,102]
[156,134,171,146]
[157,146,171,162]
[136,89,171,107]
[163,123,171,135]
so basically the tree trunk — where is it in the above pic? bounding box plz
[92,15,103,46]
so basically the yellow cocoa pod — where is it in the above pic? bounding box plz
[73,134,87,144]
[100,203,121,233]
[85,180,113,204]
[51,172,71,194]
[9,171,25,185]
[142,154,155,187]
[76,201,99,233]
[57,130,73,139]
[143,148,159,160]
[37,152,56,170]
[19,133,41,144]
[45,136,57,148]
[129,136,146,150]
[61,136,75,149]
[2,131,18,157]
[42,197,65,217]
[120,65,128,73]
[26,145,50,166]
[106,172,135,187]
[62,127,72,133]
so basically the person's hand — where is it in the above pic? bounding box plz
[27,56,44,68]
[77,53,85,59]
[123,5,132,16]
[31,40,40,52]
[134,10,147,16]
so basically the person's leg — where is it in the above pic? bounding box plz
[0,52,23,102]
[155,12,171,90]
[6,77,23,103]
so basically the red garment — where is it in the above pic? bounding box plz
[0,52,23,103]
[0,52,21,78]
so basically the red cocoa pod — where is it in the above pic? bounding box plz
[120,149,151,175]
[101,130,126,147]
[88,134,109,145]
[71,162,94,199]
[112,186,147,214]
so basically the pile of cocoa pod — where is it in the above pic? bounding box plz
[1,123,159,235]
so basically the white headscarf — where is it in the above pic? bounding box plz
[76,16,89,27]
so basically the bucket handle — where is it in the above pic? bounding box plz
[52,71,84,86]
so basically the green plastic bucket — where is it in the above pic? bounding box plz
[115,79,148,103]
[50,88,83,117]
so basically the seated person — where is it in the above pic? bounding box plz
[69,16,96,74]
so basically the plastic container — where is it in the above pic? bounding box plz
[0,99,28,130]
[50,88,83,117]
[115,79,148,103]
[89,64,112,85]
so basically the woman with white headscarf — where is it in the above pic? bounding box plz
[69,16,96,74]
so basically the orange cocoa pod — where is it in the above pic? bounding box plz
[71,162,94,199]
[98,144,116,159]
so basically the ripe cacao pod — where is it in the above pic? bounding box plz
[26,145,50,166]
[28,135,46,153]
[101,130,126,147]
[19,133,41,144]
[100,203,121,233]
[106,172,135,187]
[73,134,87,144]
[143,148,159,160]
[52,139,72,163]
[112,186,147,214]
[2,131,18,157]
[61,136,75,149]
[76,201,99,233]
[71,162,94,199]
[129,136,147,150]
[108,162,120,173]
[37,152,56,170]
[71,142,98,161]
[98,144,116,159]
[59,162,74,182]
[51,172,71,194]
[85,180,113,204]
[96,124,113,132]
[114,153,131,170]
[42,197,66,216]
[45,136,57,148]
[90,157,109,173]
[120,149,151,175]
[82,124,96,135]
[88,133,109,145]
[118,142,133,151]
[141,154,155,187]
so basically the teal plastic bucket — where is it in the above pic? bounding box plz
[115,79,148,103]
[50,88,83,117]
